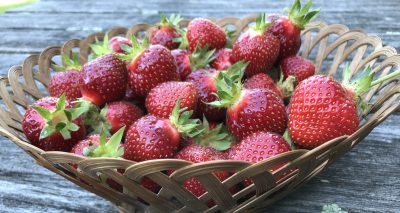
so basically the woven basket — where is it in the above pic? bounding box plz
[1,15,400,213]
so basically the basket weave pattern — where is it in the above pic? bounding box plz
[0,15,400,212]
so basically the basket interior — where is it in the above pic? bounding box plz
[0,15,399,212]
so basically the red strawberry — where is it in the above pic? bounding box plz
[244,72,297,102]
[209,65,287,140]
[109,36,132,54]
[22,95,86,152]
[81,53,127,106]
[225,142,240,158]
[71,128,126,192]
[186,68,224,121]
[89,34,131,60]
[174,144,231,204]
[105,101,143,134]
[49,54,82,101]
[210,48,233,71]
[232,14,280,77]
[244,73,283,98]
[229,131,291,186]
[186,18,226,52]
[118,37,180,97]
[266,0,319,61]
[124,100,203,161]
[146,81,198,119]
[280,55,315,83]
[149,14,182,50]
[288,65,400,149]
[186,62,245,122]
[171,45,215,80]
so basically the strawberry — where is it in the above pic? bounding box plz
[186,18,226,52]
[244,73,283,98]
[118,37,180,97]
[174,144,231,205]
[186,62,245,122]
[146,81,198,119]
[71,128,126,192]
[49,54,82,101]
[209,65,287,140]
[109,36,132,54]
[124,100,203,161]
[288,65,400,149]
[171,45,215,80]
[280,55,315,83]
[80,54,127,106]
[89,34,131,60]
[149,14,182,50]
[22,95,86,151]
[266,0,319,61]
[244,72,297,102]
[224,142,240,158]
[232,14,280,77]
[210,48,233,71]
[228,131,291,186]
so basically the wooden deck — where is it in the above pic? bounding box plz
[0,0,399,212]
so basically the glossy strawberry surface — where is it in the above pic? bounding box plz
[171,49,191,80]
[145,81,198,119]
[266,15,301,61]
[124,115,180,161]
[210,48,233,71]
[187,18,226,52]
[81,54,127,106]
[186,68,226,121]
[106,101,144,135]
[150,26,180,50]
[109,36,132,54]
[232,31,280,77]
[288,75,359,149]
[244,73,283,98]
[128,45,180,97]
[227,89,287,140]
[49,69,82,101]
[280,55,315,83]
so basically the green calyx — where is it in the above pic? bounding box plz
[283,129,297,150]
[189,44,216,71]
[342,64,400,110]
[194,116,234,151]
[53,53,82,72]
[208,61,248,108]
[89,34,113,61]
[158,14,183,29]
[32,94,82,140]
[116,35,149,62]
[169,99,204,138]
[74,99,111,136]
[83,127,125,158]
[175,30,188,49]
[286,0,320,30]
[251,13,274,34]
[277,72,296,99]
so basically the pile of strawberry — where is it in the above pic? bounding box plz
[21,0,400,203]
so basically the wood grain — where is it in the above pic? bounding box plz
[0,0,399,212]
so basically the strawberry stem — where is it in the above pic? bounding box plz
[251,13,273,34]
[370,69,400,87]
[89,34,112,60]
[52,53,82,72]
